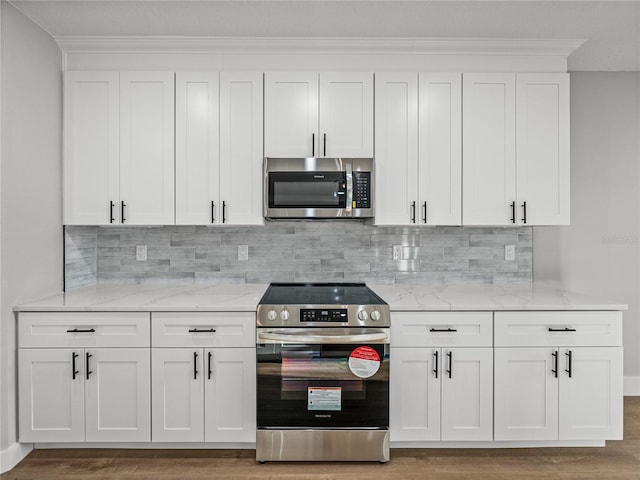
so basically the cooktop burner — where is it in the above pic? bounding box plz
[257,282,390,328]
[258,282,387,306]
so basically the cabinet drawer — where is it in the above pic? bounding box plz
[494,311,622,347]
[152,312,255,347]
[19,312,150,348]
[392,312,492,347]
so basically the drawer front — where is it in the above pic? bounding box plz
[152,312,255,347]
[392,312,493,347]
[19,312,150,348]
[494,311,623,347]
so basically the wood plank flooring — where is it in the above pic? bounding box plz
[3,397,640,480]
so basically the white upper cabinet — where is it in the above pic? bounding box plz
[219,72,264,225]
[374,73,419,226]
[516,74,570,225]
[64,72,119,225]
[175,72,263,225]
[462,73,517,226]
[375,73,461,226]
[119,72,175,225]
[319,72,374,157]
[264,72,373,158]
[463,72,570,226]
[418,73,462,225]
[175,72,220,225]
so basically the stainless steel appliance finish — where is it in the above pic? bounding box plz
[264,157,374,219]
[256,283,390,463]
[256,429,390,462]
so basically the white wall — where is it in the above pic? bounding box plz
[534,72,640,392]
[0,2,63,471]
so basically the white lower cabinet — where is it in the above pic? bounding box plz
[391,347,493,442]
[151,312,256,443]
[152,348,255,442]
[19,348,150,443]
[494,346,623,441]
[494,311,624,442]
[390,312,493,442]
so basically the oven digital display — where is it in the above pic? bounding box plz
[300,309,348,322]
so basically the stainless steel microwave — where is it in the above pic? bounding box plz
[264,157,374,219]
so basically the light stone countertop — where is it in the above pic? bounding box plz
[14,282,627,312]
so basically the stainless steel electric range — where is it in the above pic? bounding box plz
[255,283,391,463]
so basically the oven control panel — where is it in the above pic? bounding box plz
[300,309,348,322]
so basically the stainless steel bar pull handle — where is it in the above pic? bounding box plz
[521,201,527,224]
[548,327,577,332]
[345,164,353,214]
[67,328,96,333]
[211,201,215,224]
[312,133,315,157]
[411,201,416,224]
[208,352,213,380]
[510,201,516,224]
[193,351,199,380]
[121,201,126,223]
[72,352,79,380]
[110,201,115,224]
[422,202,427,224]
[551,350,558,378]
[323,133,327,156]
[222,201,227,224]
[446,351,453,378]
[430,328,458,333]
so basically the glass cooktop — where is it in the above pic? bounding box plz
[259,283,387,306]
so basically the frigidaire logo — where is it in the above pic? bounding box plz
[315,414,332,418]
[313,175,325,179]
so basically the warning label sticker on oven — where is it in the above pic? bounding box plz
[348,346,381,378]
[308,387,342,411]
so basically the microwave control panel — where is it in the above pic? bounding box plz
[353,172,371,209]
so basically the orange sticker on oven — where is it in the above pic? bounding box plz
[348,346,381,378]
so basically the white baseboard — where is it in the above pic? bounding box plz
[0,442,33,474]
[624,375,640,396]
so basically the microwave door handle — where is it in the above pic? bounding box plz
[345,164,353,214]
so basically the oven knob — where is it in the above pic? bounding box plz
[357,310,369,321]
[370,310,382,321]
[267,309,278,321]
[280,309,290,321]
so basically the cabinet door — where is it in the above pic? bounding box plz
[494,347,558,441]
[516,73,570,225]
[152,348,204,442]
[418,73,462,225]
[559,347,623,440]
[264,72,318,157]
[462,73,516,225]
[204,348,256,442]
[219,72,264,225]
[19,349,85,442]
[390,347,440,441]
[175,72,220,225]
[120,72,175,225]
[319,72,373,157]
[441,348,493,441]
[64,71,119,225]
[85,348,150,442]
[374,73,419,226]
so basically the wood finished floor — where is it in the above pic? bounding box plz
[3,397,640,480]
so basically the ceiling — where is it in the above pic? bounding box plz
[8,0,640,71]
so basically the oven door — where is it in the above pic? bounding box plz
[256,328,389,429]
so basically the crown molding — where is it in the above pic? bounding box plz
[56,36,586,57]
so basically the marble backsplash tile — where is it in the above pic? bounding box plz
[64,222,532,289]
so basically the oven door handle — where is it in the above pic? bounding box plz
[345,163,353,214]
[257,331,389,344]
